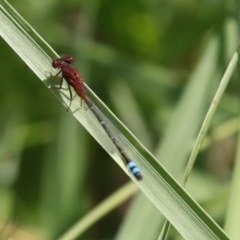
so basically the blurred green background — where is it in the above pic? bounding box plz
[1,0,238,239]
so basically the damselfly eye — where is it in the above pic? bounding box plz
[52,60,59,68]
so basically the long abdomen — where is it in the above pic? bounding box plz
[85,100,142,180]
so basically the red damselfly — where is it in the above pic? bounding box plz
[50,56,142,181]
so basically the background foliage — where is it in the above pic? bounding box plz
[0,0,238,239]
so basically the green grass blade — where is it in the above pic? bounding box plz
[182,49,239,186]
[0,1,231,239]
[159,40,239,240]
[224,134,240,238]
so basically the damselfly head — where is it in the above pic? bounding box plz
[52,56,74,68]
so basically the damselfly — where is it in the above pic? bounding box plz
[50,56,142,181]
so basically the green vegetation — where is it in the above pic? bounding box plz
[0,0,239,239]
